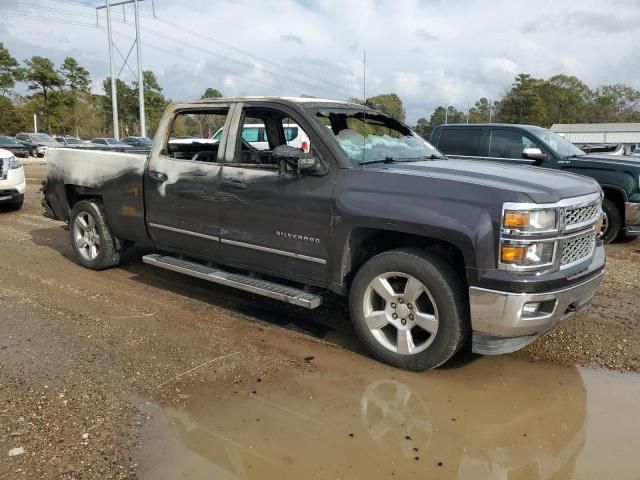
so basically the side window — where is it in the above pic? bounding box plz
[282,118,309,152]
[437,128,484,156]
[234,108,312,167]
[165,109,229,163]
[489,130,533,159]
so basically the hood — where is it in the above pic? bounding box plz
[576,153,640,169]
[366,159,600,203]
[0,148,15,159]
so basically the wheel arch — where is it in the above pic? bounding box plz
[600,184,626,218]
[336,227,470,293]
[64,184,102,218]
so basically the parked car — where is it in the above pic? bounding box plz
[430,123,640,243]
[15,132,62,157]
[91,138,133,147]
[55,136,85,147]
[632,146,640,157]
[121,136,153,149]
[0,136,30,157]
[212,123,311,151]
[43,97,605,371]
[0,148,26,210]
[91,138,134,152]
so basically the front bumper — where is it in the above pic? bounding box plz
[0,189,24,204]
[469,270,604,355]
[625,202,640,235]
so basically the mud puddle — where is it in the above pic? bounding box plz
[138,355,640,479]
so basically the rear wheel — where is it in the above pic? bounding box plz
[349,248,469,371]
[69,200,121,270]
[601,198,621,244]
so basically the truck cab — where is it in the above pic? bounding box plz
[430,123,640,242]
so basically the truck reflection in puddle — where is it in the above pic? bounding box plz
[139,356,602,479]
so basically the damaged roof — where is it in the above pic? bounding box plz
[178,96,373,110]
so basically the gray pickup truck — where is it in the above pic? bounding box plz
[43,97,606,370]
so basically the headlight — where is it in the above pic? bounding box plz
[502,209,557,234]
[8,156,22,169]
[500,241,556,270]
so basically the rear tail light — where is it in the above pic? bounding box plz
[301,141,309,152]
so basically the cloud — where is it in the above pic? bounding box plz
[280,34,304,46]
[2,0,640,123]
[415,28,438,41]
[564,10,640,33]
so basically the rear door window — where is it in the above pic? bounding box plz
[437,128,484,156]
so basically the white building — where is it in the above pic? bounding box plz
[551,123,640,146]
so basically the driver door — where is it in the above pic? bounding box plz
[217,103,335,284]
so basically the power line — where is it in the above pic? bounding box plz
[9,1,360,99]
[51,0,361,97]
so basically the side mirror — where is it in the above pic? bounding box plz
[272,145,328,176]
[297,155,327,175]
[523,147,547,162]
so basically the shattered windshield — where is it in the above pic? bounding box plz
[308,107,443,166]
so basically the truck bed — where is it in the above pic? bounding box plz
[45,148,150,244]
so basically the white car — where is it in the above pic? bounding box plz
[212,123,311,152]
[0,148,26,210]
[632,147,640,157]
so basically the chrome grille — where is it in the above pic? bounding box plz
[561,232,595,267]
[564,202,600,228]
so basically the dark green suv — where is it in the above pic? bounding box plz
[431,124,640,243]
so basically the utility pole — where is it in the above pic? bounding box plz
[134,0,146,136]
[97,0,146,139]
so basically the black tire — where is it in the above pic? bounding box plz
[602,198,622,244]
[69,200,121,270]
[349,248,469,371]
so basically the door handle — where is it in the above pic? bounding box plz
[148,170,168,182]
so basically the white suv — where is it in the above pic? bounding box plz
[0,148,26,210]
[212,123,311,152]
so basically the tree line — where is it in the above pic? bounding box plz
[412,73,640,139]
[2,42,639,140]
[0,42,172,138]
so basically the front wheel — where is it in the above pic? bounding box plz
[69,200,122,270]
[349,248,469,371]
[601,198,622,244]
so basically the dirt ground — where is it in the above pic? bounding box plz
[1,163,639,479]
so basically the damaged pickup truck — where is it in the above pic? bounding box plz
[43,97,606,371]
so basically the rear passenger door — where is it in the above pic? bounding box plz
[144,106,232,259]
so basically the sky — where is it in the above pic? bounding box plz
[1,0,639,123]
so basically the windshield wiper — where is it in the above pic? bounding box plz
[359,155,444,166]
[359,156,397,166]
